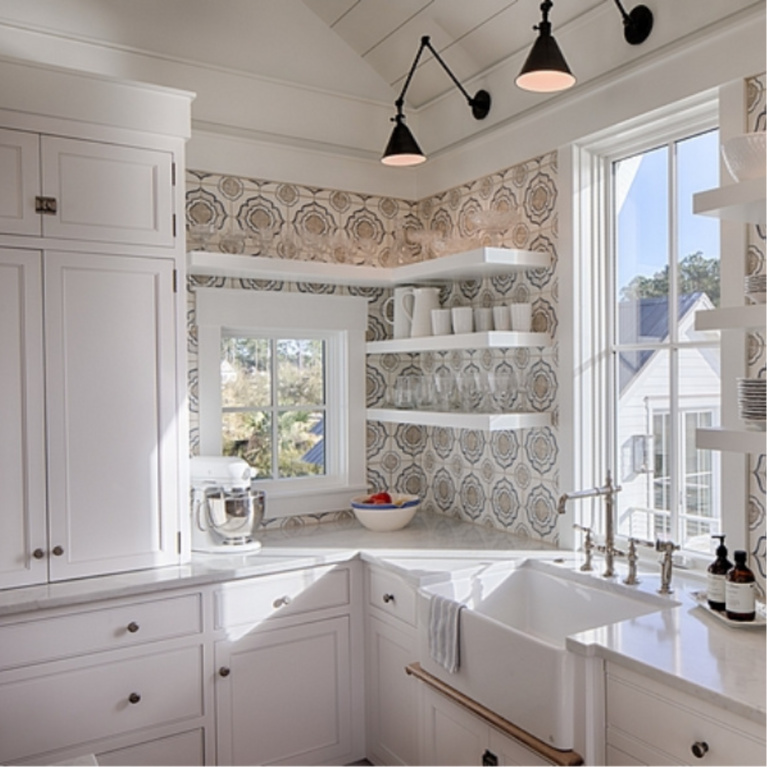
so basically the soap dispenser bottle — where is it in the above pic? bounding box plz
[707,534,732,611]
[725,550,756,622]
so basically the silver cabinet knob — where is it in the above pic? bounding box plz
[128,692,141,704]
[273,595,292,608]
[691,741,709,759]
[382,593,395,604]
[127,622,140,634]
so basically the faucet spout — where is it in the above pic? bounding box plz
[558,471,622,577]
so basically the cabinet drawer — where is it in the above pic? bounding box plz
[0,594,202,669]
[214,565,350,629]
[368,567,417,626]
[606,664,766,766]
[97,728,205,766]
[0,644,204,764]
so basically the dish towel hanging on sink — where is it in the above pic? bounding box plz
[428,594,464,673]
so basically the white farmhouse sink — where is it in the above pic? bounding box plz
[417,558,676,750]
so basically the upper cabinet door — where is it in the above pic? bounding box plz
[41,137,175,247]
[0,128,41,236]
[0,248,47,588]
[44,250,180,580]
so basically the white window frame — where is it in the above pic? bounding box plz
[196,288,368,518]
[560,88,747,565]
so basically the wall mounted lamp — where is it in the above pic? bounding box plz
[516,0,654,94]
[381,35,491,167]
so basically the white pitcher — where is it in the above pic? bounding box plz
[383,286,416,339]
[409,287,441,337]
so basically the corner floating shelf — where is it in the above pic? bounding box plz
[187,247,550,287]
[696,428,765,455]
[367,408,550,431]
[692,177,766,223]
[367,330,550,355]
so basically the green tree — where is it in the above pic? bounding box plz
[620,251,720,307]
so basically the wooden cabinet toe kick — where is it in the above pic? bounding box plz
[406,662,583,766]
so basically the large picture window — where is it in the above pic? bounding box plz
[611,128,722,553]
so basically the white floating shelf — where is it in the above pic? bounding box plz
[367,408,550,431]
[694,304,766,331]
[187,247,550,287]
[367,330,550,355]
[696,427,766,455]
[693,178,766,224]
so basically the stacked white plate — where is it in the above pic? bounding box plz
[737,378,766,430]
[745,274,766,304]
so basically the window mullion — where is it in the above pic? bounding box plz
[270,338,279,480]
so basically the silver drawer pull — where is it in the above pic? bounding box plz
[128,692,141,705]
[382,593,395,604]
[691,741,709,759]
[127,621,140,634]
[273,595,292,608]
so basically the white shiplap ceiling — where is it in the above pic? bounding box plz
[301,0,604,108]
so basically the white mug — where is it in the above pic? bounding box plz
[382,286,416,339]
[410,287,441,337]
[474,307,494,332]
[431,308,452,336]
[492,305,511,331]
[451,306,473,334]
[510,302,533,332]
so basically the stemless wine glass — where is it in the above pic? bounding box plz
[415,375,436,410]
[487,369,518,412]
[394,374,417,409]
[434,369,458,411]
[457,370,487,412]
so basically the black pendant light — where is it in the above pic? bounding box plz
[516,1,575,93]
[382,35,491,167]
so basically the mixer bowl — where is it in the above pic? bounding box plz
[203,486,265,545]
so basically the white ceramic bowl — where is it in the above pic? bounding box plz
[721,133,766,182]
[351,494,420,532]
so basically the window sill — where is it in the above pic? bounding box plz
[260,483,369,520]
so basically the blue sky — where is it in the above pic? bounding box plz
[616,129,720,292]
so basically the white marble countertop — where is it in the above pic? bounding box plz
[0,511,763,726]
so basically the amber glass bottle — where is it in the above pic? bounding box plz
[707,534,731,611]
[725,550,756,622]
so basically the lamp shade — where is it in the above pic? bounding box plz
[516,31,576,93]
[381,115,426,166]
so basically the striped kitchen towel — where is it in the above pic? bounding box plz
[428,593,464,674]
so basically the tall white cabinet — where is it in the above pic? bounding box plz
[0,58,192,588]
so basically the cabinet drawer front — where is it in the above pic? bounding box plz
[0,644,204,764]
[214,565,350,629]
[97,728,205,766]
[368,568,417,626]
[0,594,201,669]
[606,665,766,766]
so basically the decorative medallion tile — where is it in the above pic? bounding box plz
[526,483,558,537]
[459,473,486,521]
[490,477,521,528]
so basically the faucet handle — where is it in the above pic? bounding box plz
[656,538,680,553]
[574,524,595,571]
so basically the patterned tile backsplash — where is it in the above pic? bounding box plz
[186,151,561,540]
[745,73,766,590]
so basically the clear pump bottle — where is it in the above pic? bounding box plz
[707,534,731,611]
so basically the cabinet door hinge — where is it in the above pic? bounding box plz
[172,213,177,238]
[173,269,178,293]
[177,531,182,554]
[171,162,177,187]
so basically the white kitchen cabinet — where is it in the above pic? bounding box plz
[0,248,47,588]
[0,249,181,585]
[0,127,40,236]
[0,591,209,766]
[365,565,419,766]
[44,250,181,579]
[215,616,353,766]
[0,127,176,247]
[213,563,364,766]
[605,662,766,766]
[419,684,551,766]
